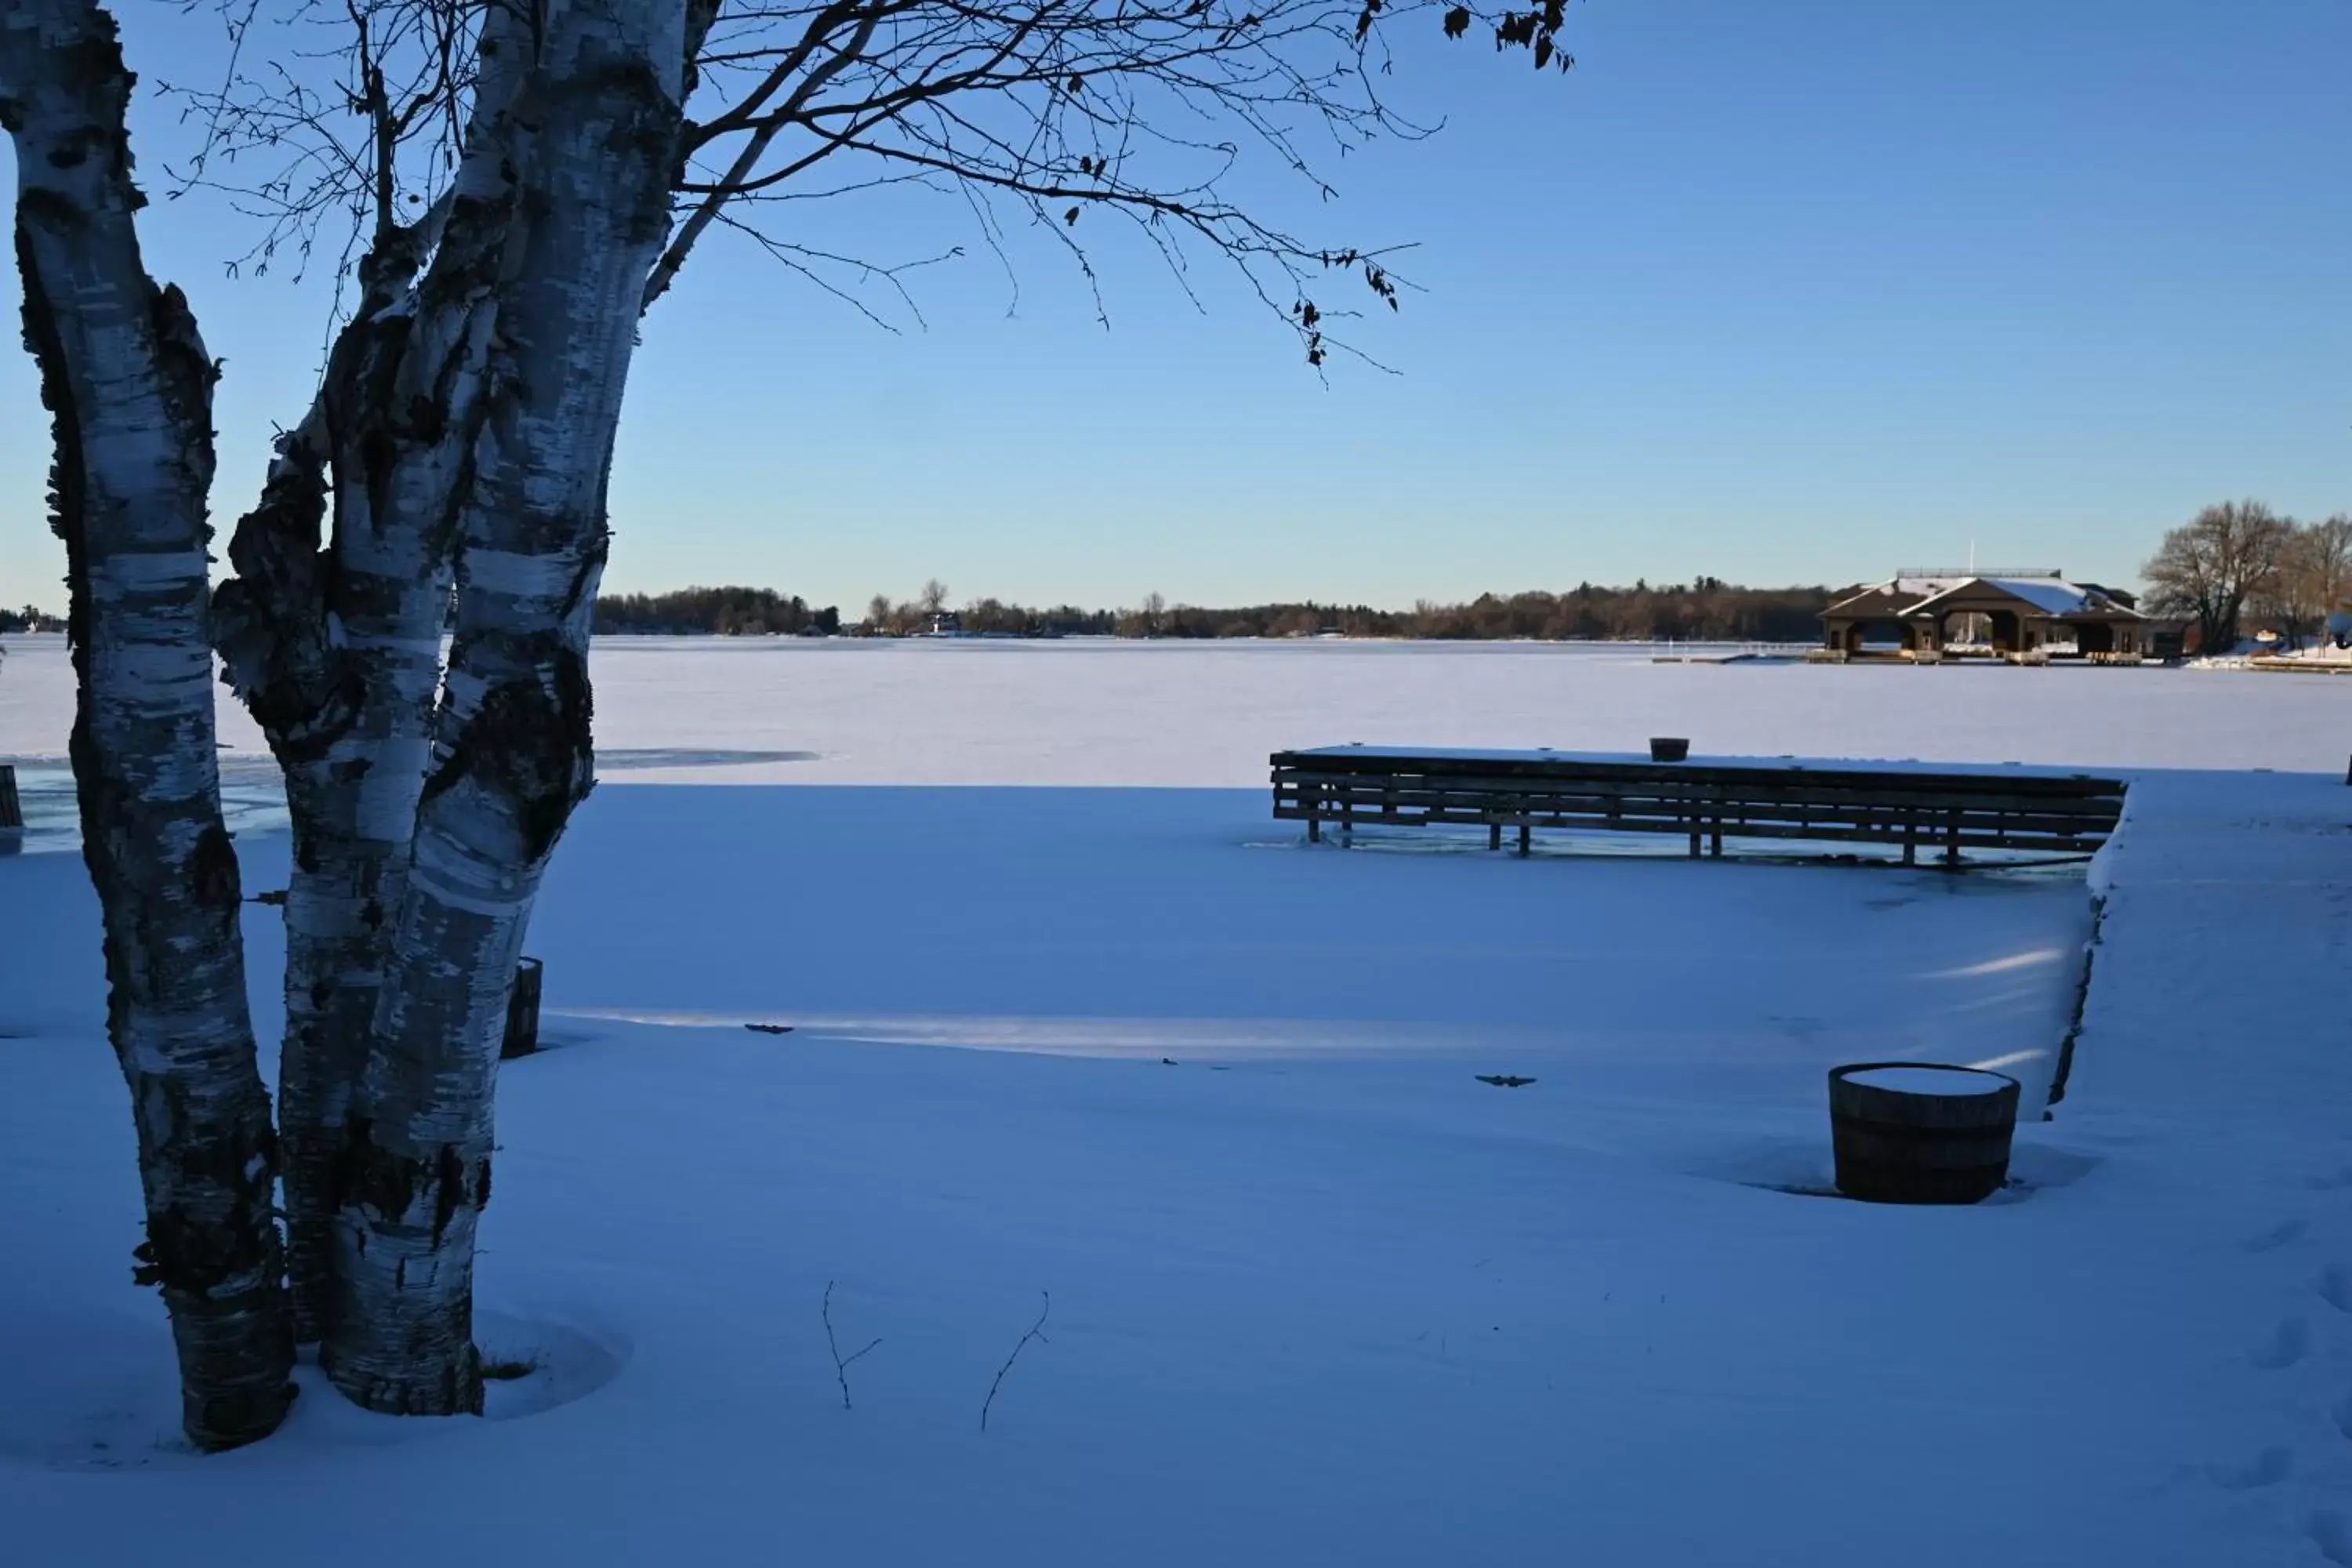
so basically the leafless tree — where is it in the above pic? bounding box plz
[171,0,1577,357]
[8,0,691,1426]
[2141,499,2292,655]
[5,0,1581,1437]
[2275,514,2352,648]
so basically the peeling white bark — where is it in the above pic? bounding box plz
[324,0,690,1415]
[0,0,292,1449]
[212,5,538,1341]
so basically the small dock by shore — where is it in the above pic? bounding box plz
[1650,643,1809,665]
[2248,655,2352,675]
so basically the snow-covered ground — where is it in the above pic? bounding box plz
[1,634,2347,1565]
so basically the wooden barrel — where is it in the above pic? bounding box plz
[1650,737,1690,762]
[500,956,543,1060]
[1829,1062,2020,1204]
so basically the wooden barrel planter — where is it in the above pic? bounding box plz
[500,957,543,1060]
[1828,1062,2021,1204]
[1650,737,1690,762]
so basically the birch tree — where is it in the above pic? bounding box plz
[2,0,691,1427]
[197,0,1573,1417]
[11,0,1577,1428]
[209,2,516,1352]
[0,0,292,1449]
[197,0,694,1413]
[318,0,691,1414]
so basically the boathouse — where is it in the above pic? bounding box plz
[1817,570,2153,662]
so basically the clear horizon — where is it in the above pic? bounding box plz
[1,0,2343,612]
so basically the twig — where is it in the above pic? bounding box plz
[822,1279,882,1410]
[979,1290,1051,1431]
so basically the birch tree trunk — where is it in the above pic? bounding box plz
[1,0,293,1449]
[323,0,688,1414]
[252,577,447,1348]
[213,372,456,1345]
[212,17,535,1342]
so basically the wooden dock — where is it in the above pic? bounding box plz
[1270,747,2126,867]
[1649,643,1808,665]
[2249,656,2352,675]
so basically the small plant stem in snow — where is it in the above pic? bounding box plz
[980,1291,1051,1432]
[823,1279,881,1410]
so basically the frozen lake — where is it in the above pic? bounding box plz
[2,633,2342,792]
[0,630,2113,1103]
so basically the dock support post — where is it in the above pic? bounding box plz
[0,764,18,831]
[1490,822,1503,851]
[499,957,543,1060]
[1518,822,1531,858]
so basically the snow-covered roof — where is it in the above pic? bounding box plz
[1984,577,2097,615]
[1824,574,2148,623]
[1824,582,1933,616]
[1893,576,1968,600]
[1900,576,2143,621]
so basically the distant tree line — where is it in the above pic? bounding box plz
[858,580,1120,637]
[1126,580,1837,642]
[2143,501,2352,654]
[0,579,1832,642]
[594,586,840,637]
[604,578,1838,641]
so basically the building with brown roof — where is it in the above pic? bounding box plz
[1817,570,2157,662]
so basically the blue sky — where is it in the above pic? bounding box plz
[1,0,2345,612]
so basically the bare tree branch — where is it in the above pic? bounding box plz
[822,1279,884,1410]
[646,2,893,308]
[979,1290,1051,1432]
[158,0,480,315]
[176,0,1577,365]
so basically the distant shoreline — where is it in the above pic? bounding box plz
[590,582,1838,642]
[578,630,1820,646]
